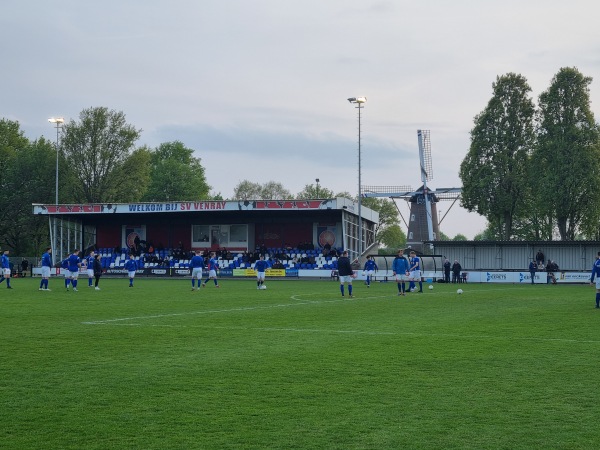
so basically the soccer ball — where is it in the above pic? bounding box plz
[457,289,463,294]
[428,285,434,290]
[260,285,267,290]
[410,288,415,292]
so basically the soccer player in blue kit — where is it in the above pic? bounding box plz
[409,251,423,293]
[39,247,52,291]
[590,251,600,308]
[202,252,220,288]
[86,250,96,287]
[68,249,82,291]
[362,255,378,288]
[190,250,205,291]
[254,254,268,289]
[61,257,71,290]
[0,250,13,289]
[392,249,409,296]
[124,254,138,287]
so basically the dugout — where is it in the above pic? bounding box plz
[33,198,379,265]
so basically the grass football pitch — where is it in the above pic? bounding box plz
[1,277,600,449]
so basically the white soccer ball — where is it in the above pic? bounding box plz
[457,289,463,294]
[260,285,267,290]
[429,285,434,290]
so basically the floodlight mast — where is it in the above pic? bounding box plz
[48,117,64,265]
[348,96,366,259]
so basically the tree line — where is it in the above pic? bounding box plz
[460,67,600,241]
[0,107,404,256]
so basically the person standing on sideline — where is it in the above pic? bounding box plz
[452,260,462,283]
[0,250,13,289]
[590,252,600,308]
[93,254,103,290]
[39,247,52,291]
[337,250,356,298]
[86,250,96,287]
[68,249,82,292]
[61,257,71,290]
[408,251,423,293]
[190,250,205,291]
[529,260,537,284]
[443,259,451,283]
[254,254,268,289]
[392,249,409,296]
[202,252,220,288]
[124,254,137,287]
[362,255,378,288]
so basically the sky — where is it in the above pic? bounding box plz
[2,0,600,239]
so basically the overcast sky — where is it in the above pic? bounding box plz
[2,0,599,239]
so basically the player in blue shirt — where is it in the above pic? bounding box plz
[362,255,378,288]
[39,247,53,291]
[85,251,96,287]
[590,252,600,308]
[124,254,138,287]
[202,252,220,288]
[190,250,205,291]
[0,250,13,289]
[61,257,71,289]
[68,250,82,291]
[392,249,409,296]
[254,255,268,289]
[409,251,423,293]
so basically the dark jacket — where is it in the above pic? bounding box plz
[337,256,354,276]
[93,258,103,276]
[452,262,462,274]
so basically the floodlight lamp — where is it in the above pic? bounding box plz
[48,117,65,124]
[347,97,356,103]
[355,97,367,103]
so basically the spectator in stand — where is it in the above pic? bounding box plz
[443,259,451,283]
[452,260,462,283]
[39,248,52,291]
[529,260,537,284]
[536,249,545,266]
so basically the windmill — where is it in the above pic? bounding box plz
[362,130,462,253]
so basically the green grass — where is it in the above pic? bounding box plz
[1,277,600,449]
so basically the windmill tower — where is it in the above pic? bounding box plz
[362,130,461,253]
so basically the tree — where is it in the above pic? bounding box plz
[460,73,536,240]
[297,183,334,199]
[261,181,292,200]
[232,180,291,200]
[61,107,148,202]
[534,67,600,240]
[2,137,57,254]
[143,141,210,201]
[452,234,468,241]
[376,224,406,251]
